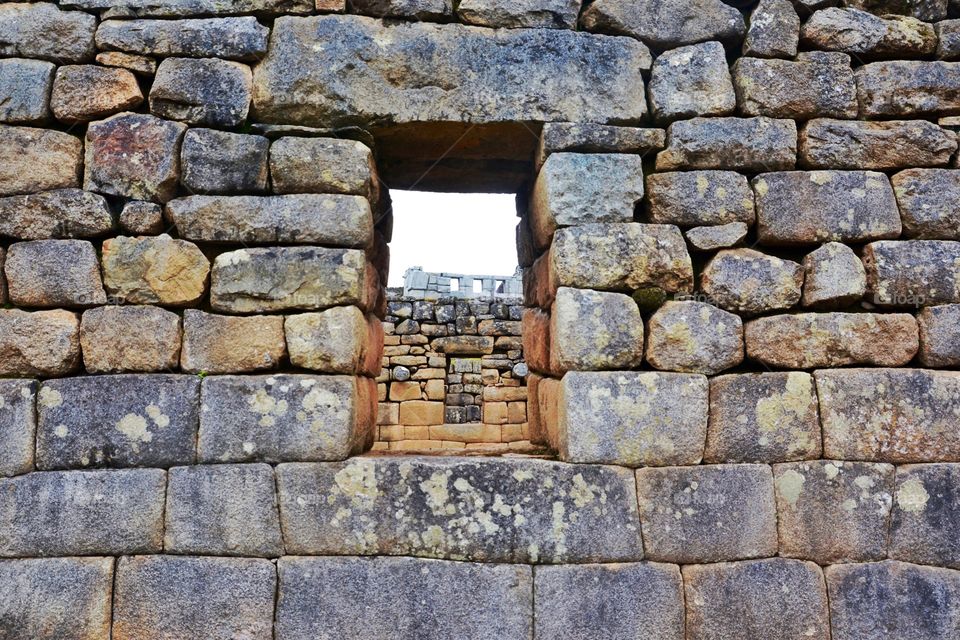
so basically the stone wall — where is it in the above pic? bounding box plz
[3,0,960,638]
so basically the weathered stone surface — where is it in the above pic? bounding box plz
[802,8,936,58]
[165,463,283,557]
[863,240,960,306]
[457,0,579,29]
[181,310,285,374]
[95,51,157,76]
[646,171,755,227]
[180,128,269,194]
[581,0,745,48]
[550,287,644,373]
[826,561,960,640]
[800,118,957,169]
[684,559,830,640]
[50,65,143,124]
[0,3,96,63]
[84,112,187,203]
[818,368,960,462]
[536,123,666,170]
[433,335,496,355]
[36,374,199,470]
[0,557,113,639]
[277,556,532,640]
[733,52,858,119]
[535,562,684,640]
[150,57,252,127]
[0,309,80,378]
[0,58,54,125]
[685,222,749,251]
[744,0,800,58]
[401,400,444,426]
[530,153,643,250]
[96,17,269,61]
[286,307,382,375]
[893,169,960,239]
[842,0,947,20]
[112,555,276,640]
[774,460,894,563]
[656,117,797,172]
[80,305,181,374]
[168,194,373,247]
[102,235,210,306]
[5,240,106,308]
[199,374,375,463]
[706,372,820,463]
[0,125,82,197]
[276,456,642,563]
[252,15,651,127]
[701,249,804,315]
[119,201,164,235]
[0,380,35,478]
[63,0,313,16]
[557,371,708,466]
[350,0,452,19]
[919,304,960,366]
[270,136,379,201]
[0,189,113,240]
[210,246,372,313]
[754,171,901,245]
[856,61,960,117]
[0,468,165,556]
[938,19,960,60]
[636,464,777,563]
[889,464,960,568]
[648,41,736,123]
[746,313,917,368]
[646,301,744,375]
[801,242,867,308]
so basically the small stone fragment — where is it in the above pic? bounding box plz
[179,128,269,194]
[0,125,82,196]
[744,0,800,58]
[80,305,182,374]
[646,301,744,375]
[685,222,749,251]
[856,60,960,118]
[0,380,36,477]
[937,19,960,60]
[801,8,936,57]
[536,123,666,170]
[0,3,97,63]
[349,0,453,19]
[656,117,797,172]
[842,0,947,21]
[150,57,252,127]
[863,240,960,306]
[180,310,285,374]
[95,51,157,76]
[581,0,746,49]
[0,189,114,240]
[801,242,866,308]
[0,309,80,377]
[701,249,804,315]
[800,118,957,169]
[646,171,755,227]
[0,58,54,124]
[95,17,269,61]
[68,0,313,17]
[285,307,382,375]
[119,201,165,235]
[269,136,379,200]
[456,0,580,29]
[50,65,143,124]
[918,304,960,366]
[648,41,736,123]
[889,463,960,568]
[101,235,210,306]
[5,240,105,308]
[733,52,858,119]
[891,169,960,239]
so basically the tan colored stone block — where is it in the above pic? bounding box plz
[484,401,509,425]
[424,379,445,401]
[285,307,381,376]
[391,439,442,451]
[399,400,444,426]
[411,368,445,380]
[51,65,143,124]
[404,426,430,439]
[180,310,285,374]
[379,424,403,441]
[377,383,387,401]
[0,125,82,197]
[390,381,421,402]
[429,423,501,443]
[502,424,524,442]
[0,309,80,377]
[80,305,181,374]
[507,401,527,423]
[377,402,399,426]
[102,234,209,306]
[483,386,528,402]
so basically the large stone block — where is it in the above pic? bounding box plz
[701,248,804,315]
[919,304,960,366]
[253,15,650,127]
[635,464,777,563]
[95,17,269,61]
[534,562,684,640]
[581,0,745,48]
[399,400,445,426]
[754,171,901,245]
[826,561,960,640]
[801,242,866,308]
[557,371,708,466]
[744,0,800,58]
[0,58,54,125]
[706,372,821,463]
[646,301,744,375]
[276,456,643,563]
[167,194,373,247]
[656,116,797,172]
[683,559,830,640]
[179,128,269,194]
[349,0,452,20]
[889,463,960,568]
[269,136,379,202]
[856,60,960,117]
[800,118,957,169]
[0,309,80,377]
[863,240,960,306]
[549,287,644,373]
[0,380,35,478]
[0,468,165,556]
[0,125,82,197]
[165,463,283,557]
[648,41,736,123]
[745,313,918,368]
[150,57,252,127]
[733,52,858,119]
[457,0,579,29]
[112,555,276,640]
[80,305,182,373]
[0,557,113,639]
[432,335,495,355]
[198,374,375,463]
[0,189,113,240]
[36,375,199,470]
[277,556,532,640]
[180,310,285,374]
[818,368,960,462]
[5,240,106,308]
[0,3,96,63]
[774,460,894,563]
[210,246,373,313]
[521,308,551,374]
[63,0,313,16]
[102,235,210,306]
[893,169,960,239]
[51,65,143,124]
[646,170,755,227]
[286,307,382,375]
[535,122,666,170]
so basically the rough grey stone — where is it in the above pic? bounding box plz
[635,464,778,563]
[685,222,749,251]
[0,468,165,557]
[557,371,708,467]
[350,0,453,19]
[0,380,36,478]
[0,309,80,378]
[269,136,379,202]
[863,240,960,306]
[150,57,252,127]
[937,19,960,59]
[856,61,960,117]
[684,559,831,640]
[919,304,960,366]
[119,200,165,235]
[842,0,947,20]
[79,305,182,374]
[889,463,960,568]
[549,287,644,373]
[5,240,106,308]
[101,235,210,307]
[165,463,283,557]
[63,0,313,16]
[648,41,736,124]
[276,456,643,563]
[180,310,285,374]
[774,460,894,563]
[535,123,666,170]
[656,117,797,172]
[646,301,744,375]
[744,0,800,58]
[96,17,269,61]
[36,374,200,470]
[581,0,745,48]
[646,171,755,227]
[457,0,579,28]
[0,3,96,63]
[0,557,113,639]
[800,118,957,169]
[754,171,901,245]
[199,374,375,463]
[802,8,936,57]
[0,58,54,124]
[893,169,960,239]
[50,65,144,124]
[801,242,867,308]
[180,128,269,194]
[818,368,960,462]
[701,248,804,315]
[285,307,383,375]
[733,52,858,119]
[112,555,276,640]
[706,372,821,463]
[826,561,960,640]
[0,125,82,197]
[535,562,684,640]
[0,189,113,240]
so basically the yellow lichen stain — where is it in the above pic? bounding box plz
[116,413,152,453]
[54,425,69,438]
[145,404,170,428]
[333,459,380,507]
[809,171,832,185]
[896,477,930,512]
[419,470,454,516]
[754,179,769,197]
[512,469,533,482]
[38,387,62,408]
[776,469,806,506]
[569,474,595,508]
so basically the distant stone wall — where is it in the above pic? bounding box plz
[402,266,524,298]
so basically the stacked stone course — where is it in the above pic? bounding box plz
[4,0,960,637]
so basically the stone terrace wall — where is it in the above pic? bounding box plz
[4,0,960,638]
